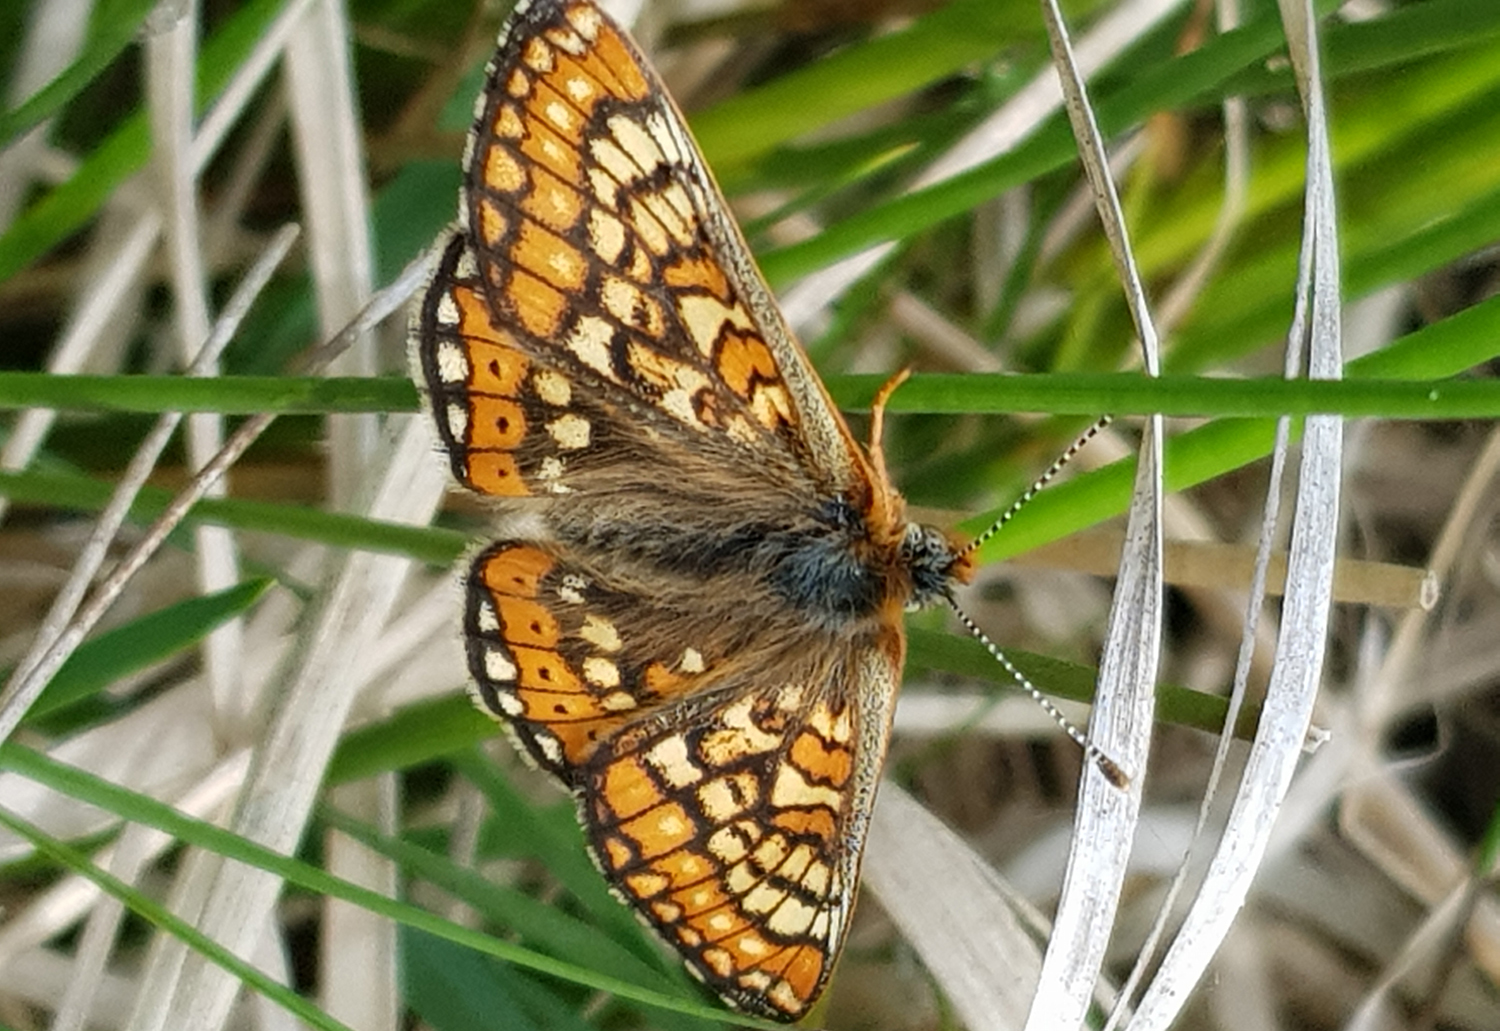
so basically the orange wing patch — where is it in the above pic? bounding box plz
[581,687,858,1020]
[420,233,634,498]
[465,538,735,777]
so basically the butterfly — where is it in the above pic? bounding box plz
[413,0,974,1019]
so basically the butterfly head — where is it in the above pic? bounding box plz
[901,521,974,611]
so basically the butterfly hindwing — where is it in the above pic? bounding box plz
[463,536,902,1020]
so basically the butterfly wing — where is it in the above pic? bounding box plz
[420,0,867,499]
[467,537,900,1020]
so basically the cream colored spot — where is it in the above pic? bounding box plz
[677,295,752,356]
[492,690,523,717]
[777,683,806,712]
[538,456,565,481]
[811,911,831,941]
[579,614,621,652]
[434,339,468,382]
[701,947,733,977]
[532,369,572,406]
[697,777,749,822]
[770,981,802,1015]
[646,112,683,165]
[601,275,644,325]
[641,187,691,245]
[780,844,815,882]
[710,823,760,867]
[651,900,683,922]
[740,971,772,992]
[723,858,757,892]
[565,75,594,103]
[534,732,563,764]
[660,182,695,230]
[544,26,585,55]
[455,246,478,279]
[771,764,843,812]
[750,383,793,428]
[565,4,601,38]
[766,897,817,937]
[557,572,587,604]
[739,935,769,957]
[645,736,702,788]
[544,100,574,133]
[659,388,699,427]
[522,38,554,73]
[546,246,583,286]
[495,105,524,139]
[655,808,687,838]
[629,197,669,254]
[601,692,638,712]
[588,168,619,210]
[725,415,758,445]
[547,413,591,450]
[583,657,620,688]
[590,136,638,184]
[809,703,852,743]
[566,315,617,380]
[589,208,626,263]
[608,115,665,175]
[445,403,468,441]
[475,600,499,634]
[706,912,735,933]
[700,696,782,764]
[679,648,705,673]
[435,294,460,329]
[743,882,786,916]
[752,835,789,874]
[801,861,831,896]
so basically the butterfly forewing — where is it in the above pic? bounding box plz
[457,0,863,492]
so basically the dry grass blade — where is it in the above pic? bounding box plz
[865,784,1045,1031]
[0,223,299,743]
[1124,1,1344,1026]
[126,417,447,1031]
[1016,0,1165,1026]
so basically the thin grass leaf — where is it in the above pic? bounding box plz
[0,0,158,150]
[23,578,273,724]
[0,802,357,1031]
[0,743,766,1028]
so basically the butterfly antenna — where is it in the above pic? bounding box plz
[948,602,1128,788]
[959,415,1113,561]
[950,414,1127,787]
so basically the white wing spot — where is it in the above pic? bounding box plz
[435,339,469,383]
[547,413,591,450]
[566,315,618,380]
[532,368,572,406]
[445,403,469,440]
[544,100,574,132]
[484,646,517,683]
[455,247,479,279]
[579,614,621,652]
[608,114,665,175]
[476,600,500,634]
[583,656,620,687]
